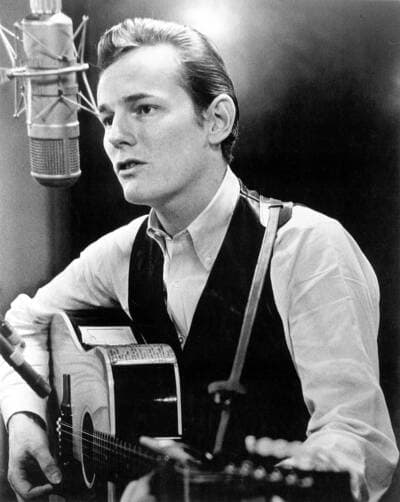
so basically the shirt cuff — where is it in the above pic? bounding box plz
[1,389,47,430]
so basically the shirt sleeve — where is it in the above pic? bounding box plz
[0,216,146,426]
[271,205,399,501]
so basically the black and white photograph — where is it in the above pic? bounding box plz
[0,1,400,501]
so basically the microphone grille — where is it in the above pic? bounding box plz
[29,137,81,187]
[30,0,62,15]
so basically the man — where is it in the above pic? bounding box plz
[0,17,397,502]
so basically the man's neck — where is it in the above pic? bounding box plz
[154,163,228,236]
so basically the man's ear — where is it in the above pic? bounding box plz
[205,94,236,148]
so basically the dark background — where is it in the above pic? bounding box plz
[1,0,400,500]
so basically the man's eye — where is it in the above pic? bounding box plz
[136,104,156,115]
[100,116,113,127]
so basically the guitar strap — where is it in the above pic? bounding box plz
[208,197,293,454]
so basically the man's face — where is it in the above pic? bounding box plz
[97,44,211,210]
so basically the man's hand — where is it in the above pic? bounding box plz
[278,445,365,501]
[7,412,62,500]
[246,436,365,501]
[120,474,156,502]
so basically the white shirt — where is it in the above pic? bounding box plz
[0,168,397,501]
[146,169,238,345]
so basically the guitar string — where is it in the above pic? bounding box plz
[58,427,253,485]
[59,435,295,492]
[60,432,155,466]
[60,424,281,474]
[59,422,296,469]
[58,430,154,472]
[59,423,157,461]
[59,426,280,479]
[59,423,158,464]
[57,426,314,489]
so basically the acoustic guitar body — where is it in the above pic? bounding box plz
[47,309,182,502]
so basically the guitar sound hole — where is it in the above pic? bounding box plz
[81,412,95,487]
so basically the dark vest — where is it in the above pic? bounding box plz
[128,185,309,456]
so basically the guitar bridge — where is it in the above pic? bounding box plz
[58,373,73,466]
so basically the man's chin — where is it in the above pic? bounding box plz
[123,187,151,207]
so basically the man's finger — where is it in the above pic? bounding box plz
[32,447,62,485]
[22,482,54,500]
[9,471,53,501]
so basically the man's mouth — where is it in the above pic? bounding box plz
[117,160,145,174]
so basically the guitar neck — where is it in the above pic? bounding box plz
[94,430,161,480]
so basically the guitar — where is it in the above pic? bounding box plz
[48,309,182,501]
[142,435,354,502]
[48,309,354,502]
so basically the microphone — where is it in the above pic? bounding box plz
[22,0,80,187]
[0,316,51,398]
[0,0,98,187]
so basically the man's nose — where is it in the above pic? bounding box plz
[107,113,137,148]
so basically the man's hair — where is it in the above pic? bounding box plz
[97,18,239,163]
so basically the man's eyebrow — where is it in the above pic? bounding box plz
[98,93,157,114]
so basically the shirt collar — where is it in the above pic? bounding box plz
[147,167,240,270]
